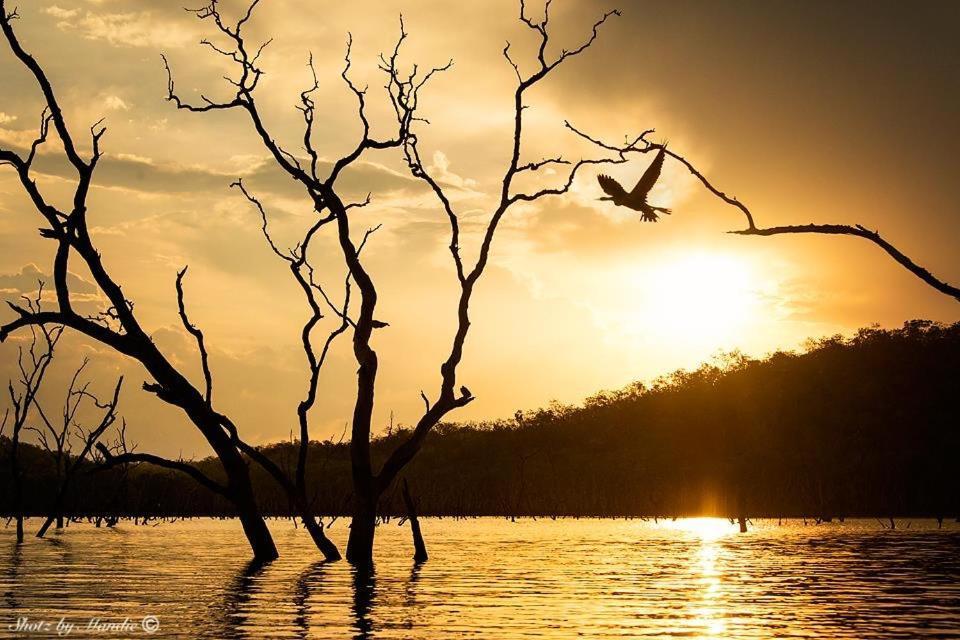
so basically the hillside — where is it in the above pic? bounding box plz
[2,320,958,520]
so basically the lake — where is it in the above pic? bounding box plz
[2,518,959,638]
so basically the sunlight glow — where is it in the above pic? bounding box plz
[645,252,759,342]
[665,517,738,541]
[618,251,764,352]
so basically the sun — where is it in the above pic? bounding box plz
[625,250,763,349]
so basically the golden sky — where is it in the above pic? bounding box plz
[2,0,958,457]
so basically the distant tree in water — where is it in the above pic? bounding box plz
[31,361,123,539]
[2,288,62,543]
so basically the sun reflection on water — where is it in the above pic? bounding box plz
[663,516,738,541]
[660,518,737,637]
[2,518,958,638]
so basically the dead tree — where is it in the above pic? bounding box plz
[0,2,287,562]
[3,288,62,542]
[228,182,366,562]
[401,478,428,563]
[88,420,132,527]
[165,0,633,564]
[33,361,123,538]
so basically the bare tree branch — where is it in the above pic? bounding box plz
[171,0,626,562]
[378,2,623,493]
[32,363,124,538]
[96,444,229,498]
[2,0,281,560]
[516,156,570,173]
[564,121,960,303]
[733,224,960,302]
[175,267,213,405]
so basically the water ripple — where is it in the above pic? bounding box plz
[1,518,958,638]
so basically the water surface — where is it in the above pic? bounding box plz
[2,518,959,638]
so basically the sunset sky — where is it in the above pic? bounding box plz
[1,0,958,458]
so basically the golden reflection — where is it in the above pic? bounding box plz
[664,517,737,541]
[663,518,735,638]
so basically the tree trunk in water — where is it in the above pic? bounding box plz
[301,511,341,561]
[235,506,277,563]
[736,487,748,533]
[12,433,23,543]
[231,485,278,563]
[402,479,428,563]
[205,419,278,562]
[38,483,68,539]
[36,513,56,538]
[346,496,377,566]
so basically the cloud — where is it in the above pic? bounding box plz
[0,113,17,125]
[0,126,41,150]
[0,263,99,297]
[49,9,197,48]
[428,151,478,190]
[18,147,427,201]
[0,264,105,318]
[103,95,130,111]
[523,200,653,257]
[43,6,80,20]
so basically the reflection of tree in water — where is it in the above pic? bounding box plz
[401,561,424,631]
[292,560,328,639]
[3,542,23,609]
[289,558,425,639]
[212,558,269,640]
[351,565,377,640]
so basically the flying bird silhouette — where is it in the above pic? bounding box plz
[597,145,671,222]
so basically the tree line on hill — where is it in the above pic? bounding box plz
[2,320,957,526]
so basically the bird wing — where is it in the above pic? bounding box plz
[630,146,667,198]
[597,174,627,199]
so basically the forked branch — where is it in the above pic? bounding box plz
[379,2,625,492]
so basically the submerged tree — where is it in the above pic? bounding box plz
[400,478,428,563]
[2,287,62,543]
[5,0,949,565]
[31,361,123,538]
[166,0,642,564]
[0,2,294,562]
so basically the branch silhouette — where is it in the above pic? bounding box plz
[564,122,960,303]
[165,0,630,564]
[4,287,62,542]
[175,267,213,405]
[32,362,124,538]
[0,0,280,562]
[96,445,229,498]
[381,3,629,496]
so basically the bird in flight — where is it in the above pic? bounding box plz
[597,145,671,222]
